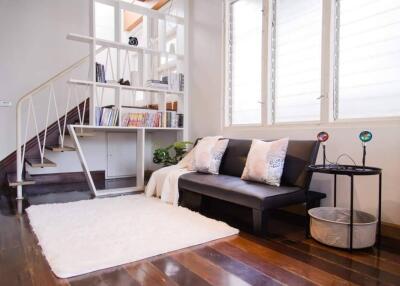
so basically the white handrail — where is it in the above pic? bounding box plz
[15,47,106,200]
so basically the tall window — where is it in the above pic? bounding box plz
[225,0,400,127]
[272,0,323,123]
[227,0,263,125]
[336,0,400,119]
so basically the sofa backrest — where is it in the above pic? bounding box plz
[218,139,320,190]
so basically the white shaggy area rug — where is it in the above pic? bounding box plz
[26,195,238,278]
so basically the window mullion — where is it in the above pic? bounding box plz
[269,0,277,124]
[332,0,340,121]
[321,0,335,123]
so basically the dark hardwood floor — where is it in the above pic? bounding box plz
[1,183,399,286]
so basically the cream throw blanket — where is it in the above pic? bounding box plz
[145,136,222,205]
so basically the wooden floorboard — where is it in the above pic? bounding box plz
[281,239,400,285]
[124,261,179,286]
[1,186,400,286]
[172,250,251,286]
[152,256,212,286]
[213,240,322,286]
[305,239,400,275]
[195,246,283,286]
[237,235,382,285]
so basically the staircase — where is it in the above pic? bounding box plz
[1,48,105,199]
[3,99,90,187]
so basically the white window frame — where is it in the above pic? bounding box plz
[223,0,400,130]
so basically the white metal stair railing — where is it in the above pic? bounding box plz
[15,47,106,201]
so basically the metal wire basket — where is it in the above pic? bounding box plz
[309,207,377,249]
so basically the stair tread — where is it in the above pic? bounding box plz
[75,132,95,137]
[26,158,57,168]
[66,131,95,137]
[45,145,76,152]
[7,173,35,187]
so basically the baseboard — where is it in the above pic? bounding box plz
[382,222,400,240]
[26,170,105,185]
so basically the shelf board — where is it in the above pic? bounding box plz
[67,33,184,60]
[68,79,184,95]
[70,125,184,132]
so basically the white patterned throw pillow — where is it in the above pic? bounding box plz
[241,138,289,186]
[192,137,229,174]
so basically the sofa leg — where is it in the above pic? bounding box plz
[252,209,266,236]
[179,191,203,212]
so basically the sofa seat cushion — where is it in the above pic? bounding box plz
[178,173,305,210]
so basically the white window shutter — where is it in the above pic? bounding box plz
[273,0,323,123]
[227,0,263,125]
[336,0,400,119]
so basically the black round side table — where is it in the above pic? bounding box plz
[308,164,382,251]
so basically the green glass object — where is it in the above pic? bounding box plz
[359,131,372,143]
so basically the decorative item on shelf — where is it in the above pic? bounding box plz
[153,141,193,166]
[146,79,168,90]
[166,101,178,111]
[317,131,329,167]
[118,78,131,86]
[96,62,106,83]
[359,130,372,169]
[128,36,138,46]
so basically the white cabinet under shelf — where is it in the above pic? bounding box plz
[106,132,137,178]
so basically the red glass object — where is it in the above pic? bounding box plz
[317,131,329,143]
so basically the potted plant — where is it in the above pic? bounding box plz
[153,141,193,166]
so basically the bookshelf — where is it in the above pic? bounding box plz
[67,0,188,196]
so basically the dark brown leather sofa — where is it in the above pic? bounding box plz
[178,139,326,234]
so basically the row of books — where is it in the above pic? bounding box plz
[166,73,184,92]
[121,111,184,128]
[95,107,118,126]
[165,111,184,128]
[145,73,184,92]
[145,79,168,90]
[121,112,163,128]
[96,62,106,83]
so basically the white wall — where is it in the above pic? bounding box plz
[0,0,90,160]
[188,0,400,225]
[188,0,224,138]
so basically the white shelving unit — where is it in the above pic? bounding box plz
[67,0,189,197]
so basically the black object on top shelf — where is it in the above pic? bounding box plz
[128,36,138,46]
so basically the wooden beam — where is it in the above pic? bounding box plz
[124,0,170,32]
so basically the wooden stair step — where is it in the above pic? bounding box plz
[25,158,57,168]
[75,132,95,137]
[66,130,95,137]
[7,173,35,188]
[45,145,76,152]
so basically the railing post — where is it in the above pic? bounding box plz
[16,100,23,201]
